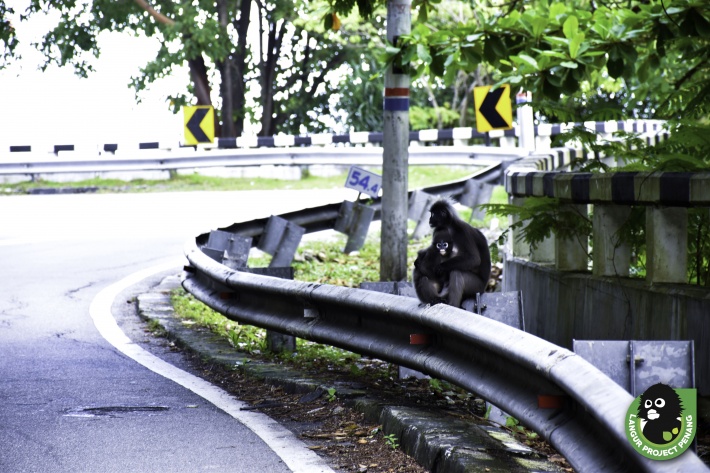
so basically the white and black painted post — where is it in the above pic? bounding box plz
[516,90,535,152]
[380,0,411,281]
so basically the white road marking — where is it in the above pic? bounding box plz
[89,258,335,473]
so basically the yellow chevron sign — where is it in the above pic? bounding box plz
[183,106,215,145]
[473,85,513,133]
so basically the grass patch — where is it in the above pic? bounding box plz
[171,231,431,373]
[1,165,476,194]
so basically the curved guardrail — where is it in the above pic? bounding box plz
[182,244,706,473]
[181,173,707,473]
[0,145,522,176]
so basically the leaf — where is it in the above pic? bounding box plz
[563,16,579,40]
[417,43,432,64]
[607,57,624,79]
[569,32,585,59]
[530,16,549,38]
[515,53,539,70]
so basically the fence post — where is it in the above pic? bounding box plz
[592,204,632,277]
[555,205,589,271]
[509,196,530,259]
[516,91,535,152]
[646,206,688,283]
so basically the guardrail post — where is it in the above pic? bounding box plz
[203,230,253,269]
[459,180,495,221]
[408,190,436,240]
[257,215,306,267]
[646,206,688,283]
[592,204,632,277]
[334,201,376,254]
[555,204,589,271]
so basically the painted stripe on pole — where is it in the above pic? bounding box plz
[384,97,409,111]
[384,87,410,96]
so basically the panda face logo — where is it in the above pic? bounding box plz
[637,383,683,445]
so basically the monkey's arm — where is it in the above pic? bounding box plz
[435,252,481,275]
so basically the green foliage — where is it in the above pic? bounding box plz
[410,105,460,130]
[326,387,337,402]
[505,416,539,441]
[383,433,400,450]
[0,1,19,69]
[688,208,710,286]
[481,197,591,252]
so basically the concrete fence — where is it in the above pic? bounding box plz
[502,169,710,395]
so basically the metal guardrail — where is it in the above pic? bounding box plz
[0,145,524,176]
[182,245,706,473]
[182,173,707,472]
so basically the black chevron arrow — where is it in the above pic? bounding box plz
[479,87,510,129]
[186,108,210,143]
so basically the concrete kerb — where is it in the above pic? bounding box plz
[136,274,564,473]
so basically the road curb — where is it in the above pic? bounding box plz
[137,275,563,473]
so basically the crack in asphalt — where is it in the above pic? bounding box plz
[65,282,97,299]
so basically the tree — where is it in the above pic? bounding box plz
[0,1,18,69]
[395,0,709,283]
[19,0,380,137]
[395,0,709,126]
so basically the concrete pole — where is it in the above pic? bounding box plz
[516,90,535,152]
[380,0,411,281]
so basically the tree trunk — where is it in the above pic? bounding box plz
[217,0,235,137]
[260,17,286,136]
[228,0,252,137]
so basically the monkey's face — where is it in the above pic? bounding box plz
[436,240,449,255]
[638,383,682,424]
[429,206,450,228]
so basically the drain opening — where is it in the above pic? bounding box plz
[64,406,170,418]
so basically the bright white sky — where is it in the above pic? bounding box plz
[0,2,186,150]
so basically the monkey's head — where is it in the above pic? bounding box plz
[638,383,683,429]
[436,240,449,255]
[429,198,457,229]
[433,227,454,256]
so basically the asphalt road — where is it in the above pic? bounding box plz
[0,189,351,473]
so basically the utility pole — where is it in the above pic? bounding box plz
[380,0,411,281]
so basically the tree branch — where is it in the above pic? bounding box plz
[133,0,175,25]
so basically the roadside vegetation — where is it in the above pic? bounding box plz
[0,165,476,195]
[171,184,508,408]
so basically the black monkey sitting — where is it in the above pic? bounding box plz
[426,198,491,307]
[413,227,455,305]
[638,383,683,445]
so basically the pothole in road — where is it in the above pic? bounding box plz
[63,406,170,418]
